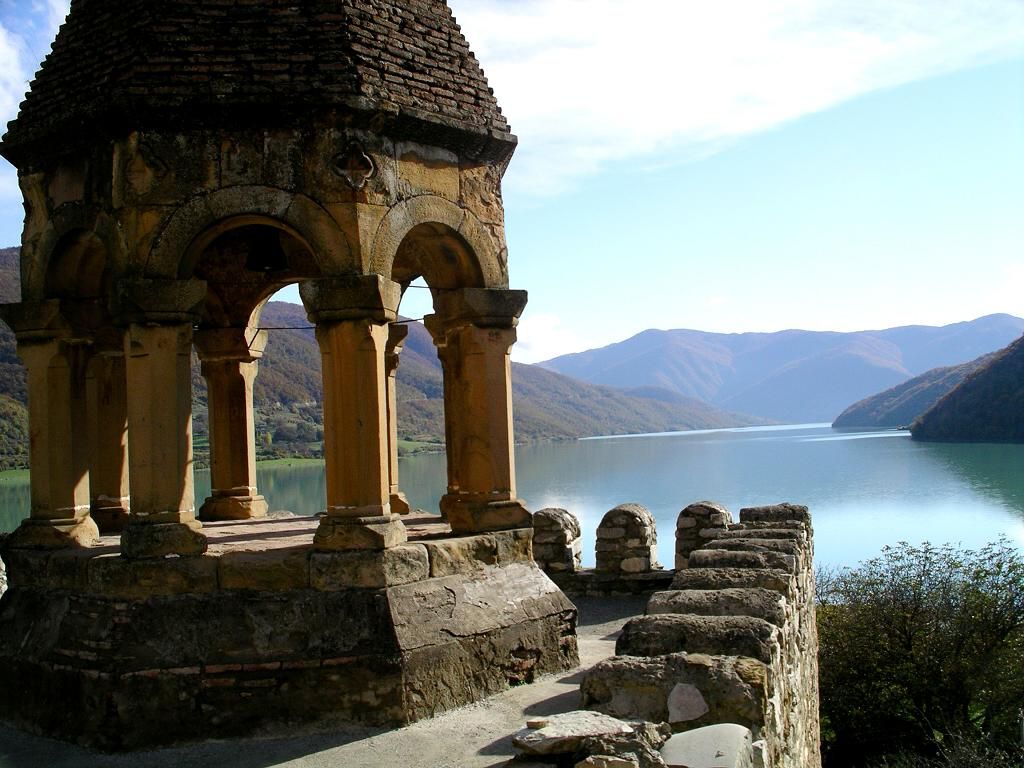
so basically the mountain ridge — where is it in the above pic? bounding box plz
[540,314,1024,423]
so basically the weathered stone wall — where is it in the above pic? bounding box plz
[0,529,578,750]
[580,503,820,768]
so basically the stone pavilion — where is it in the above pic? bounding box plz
[0,0,577,749]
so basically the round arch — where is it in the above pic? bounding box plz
[23,206,127,301]
[369,195,508,290]
[146,186,356,279]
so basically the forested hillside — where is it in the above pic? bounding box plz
[911,335,1024,443]
[832,351,995,428]
[0,248,26,467]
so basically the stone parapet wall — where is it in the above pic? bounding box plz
[576,502,820,768]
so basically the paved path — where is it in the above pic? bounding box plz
[0,595,646,768]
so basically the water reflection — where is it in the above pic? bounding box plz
[1,425,1022,570]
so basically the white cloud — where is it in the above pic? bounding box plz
[513,311,590,363]
[449,0,1024,195]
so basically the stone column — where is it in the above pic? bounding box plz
[194,327,268,520]
[0,301,98,547]
[385,323,411,515]
[300,275,407,550]
[425,288,531,534]
[115,278,207,558]
[86,337,131,533]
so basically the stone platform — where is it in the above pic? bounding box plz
[0,515,578,750]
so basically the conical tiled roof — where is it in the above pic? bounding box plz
[1,0,511,166]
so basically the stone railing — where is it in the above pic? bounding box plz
[531,502,820,768]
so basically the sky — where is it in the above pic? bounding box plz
[0,0,1022,363]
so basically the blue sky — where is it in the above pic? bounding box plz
[1,0,1022,362]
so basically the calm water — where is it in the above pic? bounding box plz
[2,424,1022,569]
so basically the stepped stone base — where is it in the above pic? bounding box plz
[0,518,578,751]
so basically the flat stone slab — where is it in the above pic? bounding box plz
[660,723,754,768]
[512,710,634,755]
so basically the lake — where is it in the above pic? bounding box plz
[2,424,1022,569]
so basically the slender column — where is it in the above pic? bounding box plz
[0,300,98,547]
[194,327,268,520]
[426,288,531,533]
[16,338,98,546]
[115,278,207,558]
[385,323,411,515]
[86,342,131,532]
[300,275,407,550]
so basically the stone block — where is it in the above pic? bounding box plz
[310,545,429,589]
[647,589,788,627]
[312,514,407,551]
[616,615,779,663]
[582,653,768,731]
[669,568,792,595]
[87,554,218,598]
[705,538,801,556]
[688,549,794,573]
[739,504,810,526]
[660,724,754,768]
[4,516,100,550]
[512,710,634,755]
[620,557,651,573]
[423,534,497,577]
[495,528,534,565]
[120,520,207,559]
[445,498,533,534]
[218,547,309,591]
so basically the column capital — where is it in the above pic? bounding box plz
[299,275,400,324]
[0,299,70,342]
[113,277,206,326]
[432,287,527,330]
[194,326,267,362]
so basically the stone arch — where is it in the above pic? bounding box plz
[370,195,507,291]
[23,207,127,301]
[147,186,356,279]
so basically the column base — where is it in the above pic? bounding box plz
[389,491,411,515]
[121,520,206,559]
[441,495,532,534]
[91,499,131,533]
[313,514,408,551]
[5,515,100,549]
[199,494,268,521]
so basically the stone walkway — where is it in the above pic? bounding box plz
[0,595,646,768]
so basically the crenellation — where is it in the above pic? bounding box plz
[562,501,820,768]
